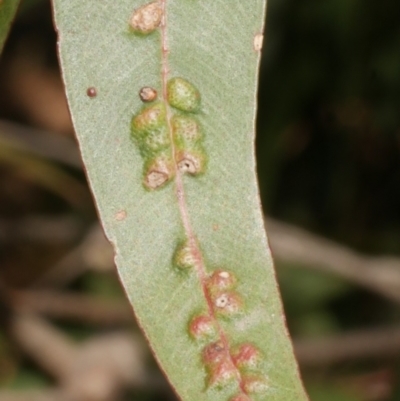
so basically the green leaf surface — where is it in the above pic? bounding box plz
[53,1,308,400]
[0,0,20,54]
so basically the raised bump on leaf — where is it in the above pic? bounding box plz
[171,115,202,144]
[86,87,97,98]
[202,341,227,366]
[242,375,269,394]
[207,270,237,292]
[139,86,158,102]
[232,343,260,369]
[188,314,217,341]
[167,77,201,112]
[143,152,174,190]
[129,1,163,35]
[131,102,171,157]
[141,125,170,154]
[174,240,197,270]
[131,102,167,138]
[202,342,240,388]
[212,291,243,316]
[176,148,207,175]
[207,360,237,388]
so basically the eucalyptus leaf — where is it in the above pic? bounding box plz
[53,1,308,400]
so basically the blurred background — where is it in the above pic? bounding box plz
[0,0,400,400]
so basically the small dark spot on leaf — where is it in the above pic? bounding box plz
[87,87,97,98]
[115,210,127,221]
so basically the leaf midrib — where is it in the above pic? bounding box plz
[160,0,250,396]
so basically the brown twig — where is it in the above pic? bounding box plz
[0,390,71,401]
[267,218,400,304]
[6,313,154,401]
[294,325,400,368]
[10,314,77,379]
[11,290,133,326]
[0,119,81,168]
[32,225,113,288]
[0,215,82,244]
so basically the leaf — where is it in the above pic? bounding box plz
[0,0,20,54]
[53,1,308,401]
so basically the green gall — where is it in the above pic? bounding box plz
[131,102,171,157]
[167,77,201,112]
[174,240,197,270]
[171,115,202,146]
[141,125,170,154]
[131,102,167,139]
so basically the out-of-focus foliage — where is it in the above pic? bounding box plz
[256,0,400,398]
[258,0,400,251]
[0,0,20,53]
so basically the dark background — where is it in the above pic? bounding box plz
[0,0,400,400]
